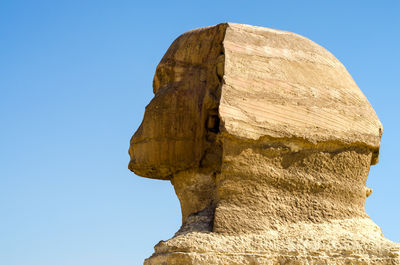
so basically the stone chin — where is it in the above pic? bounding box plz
[129,23,398,265]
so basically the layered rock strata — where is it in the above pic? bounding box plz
[129,23,399,264]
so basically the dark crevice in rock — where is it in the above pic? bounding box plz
[175,204,216,235]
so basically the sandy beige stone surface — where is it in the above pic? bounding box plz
[129,23,399,264]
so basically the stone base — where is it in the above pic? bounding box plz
[146,253,399,265]
[144,218,400,265]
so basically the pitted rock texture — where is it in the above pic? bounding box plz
[129,23,399,264]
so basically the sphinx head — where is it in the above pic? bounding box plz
[129,23,383,231]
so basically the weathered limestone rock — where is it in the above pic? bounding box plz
[129,23,399,264]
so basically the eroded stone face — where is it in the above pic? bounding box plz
[129,23,399,265]
[128,24,226,180]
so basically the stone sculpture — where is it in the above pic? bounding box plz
[129,23,400,264]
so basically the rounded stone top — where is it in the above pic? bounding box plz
[220,23,382,148]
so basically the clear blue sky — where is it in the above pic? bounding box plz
[1,1,399,264]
